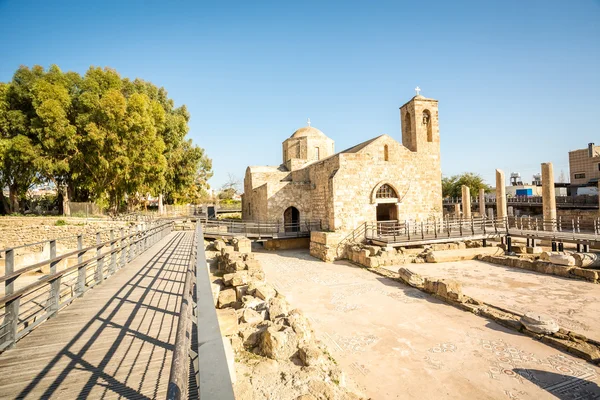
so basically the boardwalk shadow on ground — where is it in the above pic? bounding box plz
[514,368,600,399]
[10,232,192,400]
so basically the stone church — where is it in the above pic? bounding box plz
[242,93,442,235]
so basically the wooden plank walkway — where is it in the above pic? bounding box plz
[0,231,193,400]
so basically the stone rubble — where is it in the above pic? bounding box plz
[208,237,364,400]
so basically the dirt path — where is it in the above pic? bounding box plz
[255,248,600,400]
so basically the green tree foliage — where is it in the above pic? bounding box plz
[0,65,212,214]
[442,172,492,198]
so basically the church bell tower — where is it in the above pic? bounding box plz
[399,88,439,153]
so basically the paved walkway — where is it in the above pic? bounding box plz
[0,231,192,400]
[255,248,600,400]
[388,260,600,340]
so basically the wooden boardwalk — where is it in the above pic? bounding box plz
[0,231,193,400]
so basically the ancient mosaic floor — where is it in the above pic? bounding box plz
[255,248,600,400]
[394,260,600,340]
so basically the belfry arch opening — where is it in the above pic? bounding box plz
[423,109,433,142]
[284,206,300,232]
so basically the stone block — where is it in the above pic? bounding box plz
[269,297,289,320]
[526,247,543,254]
[235,285,248,301]
[424,278,463,302]
[548,254,576,266]
[572,268,598,282]
[364,245,381,256]
[287,309,313,344]
[232,271,249,287]
[240,308,263,324]
[242,295,267,312]
[397,267,424,288]
[365,256,380,268]
[520,312,559,334]
[255,283,277,301]
[223,273,235,286]
[298,344,328,368]
[260,326,299,360]
[551,265,573,278]
[218,288,237,309]
[216,308,239,336]
[425,246,503,263]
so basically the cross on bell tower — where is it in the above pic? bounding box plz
[415,86,421,96]
[307,118,311,127]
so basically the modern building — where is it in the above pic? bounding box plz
[569,143,600,185]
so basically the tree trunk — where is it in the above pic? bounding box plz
[61,185,71,216]
[0,191,9,215]
[9,184,19,214]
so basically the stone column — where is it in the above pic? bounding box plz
[453,203,460,216]
[542,162,557,231]
[495,169,507,223]
[461,185,471,219]
[479,188,485,217]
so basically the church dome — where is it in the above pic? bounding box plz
[290,126,328,139]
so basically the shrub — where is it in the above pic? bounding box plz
[55,219,67,226]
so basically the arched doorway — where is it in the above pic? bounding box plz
[375,184,399,222]
[284,206,300,232]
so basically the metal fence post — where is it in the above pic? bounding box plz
[76,235,85,296]
[47,240,60,318]
[120,228,126,268]
[95,232,103,284]
[2,249,19,349]
[110,229,116,275]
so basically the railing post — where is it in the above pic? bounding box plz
[95,232,103,284]
[47,240,60,318]
[2,249,19,349]
[76,235,85,296]
[110,230,116,275]
[120,228,126,268]
[128,227,134,262]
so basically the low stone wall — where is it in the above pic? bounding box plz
[371,266,600,364]
[478,254,599,283]
[209,238,362,400]
[309,231,343,262]
[344,240,496,268]
[0,217,128,254]
[264,237,310,251]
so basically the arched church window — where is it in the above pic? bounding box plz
[315,147,320,160]
[296,144,301,158]
[376,184,397,199]
[384,145,389,161]
[423,109,432,142]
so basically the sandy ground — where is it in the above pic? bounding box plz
[255,248,600,400]
[385,260,600,341]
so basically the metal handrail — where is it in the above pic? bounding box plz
[0,221,174,351]
[168,226,196,400]
[167,222,235,399]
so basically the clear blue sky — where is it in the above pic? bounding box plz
[1,0,598,189]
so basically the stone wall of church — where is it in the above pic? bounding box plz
[265,181,313,223]
[242,184,268,221]
[328,135,442,233]
[306,156,339,230]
